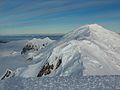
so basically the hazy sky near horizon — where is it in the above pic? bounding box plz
[0,0,120,35]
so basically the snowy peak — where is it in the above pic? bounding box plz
[76,24,120,37]
[77,24,107,32]
[73,24,109,36]
[64,24,120,42]
[82,24,104,29]
[21,37,55,61]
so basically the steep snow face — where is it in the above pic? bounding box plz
[13,24,120,78]
[46,41,83,76]
[21,37,55,61]
[61,24,120,75]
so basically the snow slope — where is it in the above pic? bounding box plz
[2,24,120,79]
[0,37,54,78]
[0,40,28,76]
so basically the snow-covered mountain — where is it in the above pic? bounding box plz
[21,37,55,61]
[1,24,120,80]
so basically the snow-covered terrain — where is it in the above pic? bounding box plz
[0,75,120,90]
[0,40,28,76]
[4,24,119,79]
[0,37,55,78]
[0,24,120,90]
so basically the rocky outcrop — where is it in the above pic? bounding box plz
[37,63,54,77]
[21,38,54,55]
[21,44,38,54]
[55,58,62,69]
[0,69,14,80]
[37,58,62,77]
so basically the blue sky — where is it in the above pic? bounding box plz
[0,0,120,35]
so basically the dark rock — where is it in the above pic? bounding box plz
[37,63,55,77]
[37,57,62,77]
[27,57,33,61]
[21,44,34,54]
[0,69,13,80]
[55,59,62,69]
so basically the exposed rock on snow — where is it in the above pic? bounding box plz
[0,69,15,80]
[37,58,62,77]
[37,63,54,77]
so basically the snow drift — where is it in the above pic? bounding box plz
[1,24,120,80]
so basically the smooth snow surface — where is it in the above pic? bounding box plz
[14,24,120,78]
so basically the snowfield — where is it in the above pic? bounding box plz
[0,75,120,90]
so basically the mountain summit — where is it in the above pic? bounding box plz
[1,24,120,80]
[64,24,119,41]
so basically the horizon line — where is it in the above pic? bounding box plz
[0,33,65,36]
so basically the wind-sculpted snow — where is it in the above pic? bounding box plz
[0,75,120,90]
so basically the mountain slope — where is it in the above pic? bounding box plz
[2,24,120,79]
